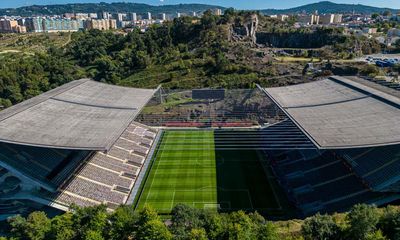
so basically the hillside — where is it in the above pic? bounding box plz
[261,1,399,15]
[0,2,224,17]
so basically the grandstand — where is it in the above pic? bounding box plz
[259,76,400,216]
[0,79,159,219]
[53,122,158,210]
[1,76,400,219]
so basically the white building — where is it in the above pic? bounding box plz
[319,14,342,25]
[297,14,319,25]
[130,13,137,22]
[98,11,110,20]
[160,13,166,21]
[213,9,222,16]
[89,13,97,19]
[277,14,289,21]
[333,14,343,24]
[117,13,124,22]
[75,13,89,20]
[271,14,288,21]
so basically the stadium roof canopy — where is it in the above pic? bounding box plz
[0,79,157,151]
[262,76,400,149]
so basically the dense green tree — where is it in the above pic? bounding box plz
[7,214,28,239]
[131,50,151,70]
[67,30,122,66]
[170,204,203,239]
[48,212,75,240]
[378,206,400,240]
[106,206,138,240]
[227,211,256,240]
[83,230,105,240]
[0,98,12,109]
[247,212,279,240]
[71,205,108,239]
[302,213,341,240]
[360,64,380,77]
[203,211,225,240]
[137,219,173,240]
[14,212,51,240]
[2,84,24,104]
[372,13,380,19]
[40,47,85,87]
[200,10,219,30]
[383,11,392,16]
[347,204,379,240]
[257,222,279,240]
[188,228,208,240]
[171,16,198,44]
[93,55,121,83]
[5,204,400,240]
[137,205,160,225]
[135,205,173,240]
[365,230,388,240]
[0,48,84,106]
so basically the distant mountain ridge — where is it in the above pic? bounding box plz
[261,1,399,15]
[0,2,224,17]
[0,1,399,17]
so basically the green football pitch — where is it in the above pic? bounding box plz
[135,130,287,215]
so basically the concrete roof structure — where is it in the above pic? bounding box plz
[263,76,400,149]
[0,79,156,151]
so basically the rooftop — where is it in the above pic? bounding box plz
[263,76,400,149]
[0,79,156,151]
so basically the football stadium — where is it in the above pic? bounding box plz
[1,76,400,220]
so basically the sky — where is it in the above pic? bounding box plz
[1,0,400,10]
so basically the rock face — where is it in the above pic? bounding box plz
[230,14,259,44]
[245,14,259,43]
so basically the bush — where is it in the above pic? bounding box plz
[347,204,379,240]
[378,206,400,240]
[365,230,388,240]
[302,213,341,240]
[7,212,51,240]
[360,64,380,77]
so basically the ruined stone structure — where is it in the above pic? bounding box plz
[230,14,259,44]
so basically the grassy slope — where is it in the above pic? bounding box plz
[118,65,206,89]
[0,32,71,54]
[118,54,271,89]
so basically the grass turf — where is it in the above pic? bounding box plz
[136,130,217,213]
[135,130,285,215]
